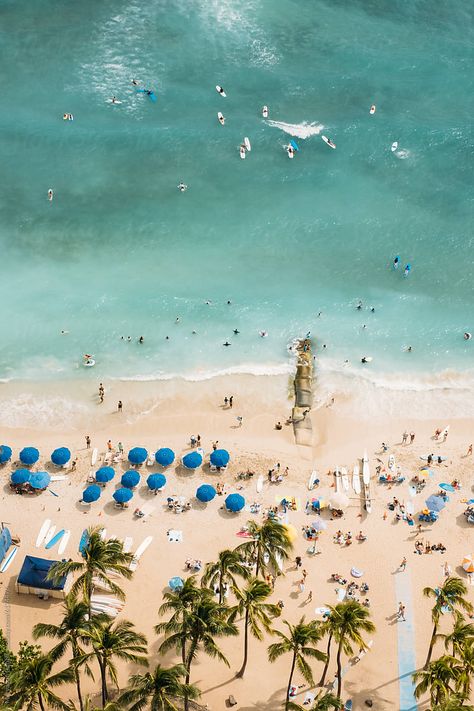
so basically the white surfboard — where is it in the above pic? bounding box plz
[244,137,251,152]
[51,475,67,482]
[341,467,349,491]
[362,451,370,485]
[369,104,376,115]
[334,467,342,493]
[287,146,294,159]
[216,85,226,97]
[58,530,71,555]
[36,519,51,548]
[240,145,246,160]
[91,448,98,465]
[352,465,361,494]
[321,135,336,149]
[256,475,264,493]
[108,98,122,104]
[0,547,18,573]
[129,536,153,571]
[308,470,318,490]
[44,526,56,546]
[123,536,133,553]
[99,528,107,541]
[262,105,268,118]
[391,141,398,152]
[217,112,225,125]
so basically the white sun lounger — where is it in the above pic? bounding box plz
[336,588,347,601]
[129,536,153,571]
[136,503,155,519]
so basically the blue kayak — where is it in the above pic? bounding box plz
[289,139,300,151]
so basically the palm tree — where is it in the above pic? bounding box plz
[230,578,280,677]
[287,691,340,710]
[235,519,293,577]
[33,595,94,711]
[47,526,134,614]
[432,693,474,711]
[8,653,74,711]
[332,601,375,698]
[317,610,340,688]
[443,614,474,658]
[118,663,200,711]
[414,655,462,706]
[80,618,148,707]
[423,577,473,668]
[201,549,250,603]
[456,642,474,698]
[155,576,202,665]
[268,617,327,711]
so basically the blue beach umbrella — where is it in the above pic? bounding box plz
[29,471,51,490]
[196,484,216,502]
[210,449,230,468]
[225,493,245,513]
[182,451,203,470]
[155,448,175,467]
[121,470,141,488]
[169,576,184,591]
[425,495,446,512]
[147,473,167,491]
[82,485,101,503]
[95,466,115,483]
[439,483,455,493]
[128,447,148,464]
[51,447,71,466]
[11,469,30,485]
[20,447,39,465]
[113,488,134,504]
[0,445,12,464]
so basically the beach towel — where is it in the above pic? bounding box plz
[275,496,300,511]
[336,588,346,601]
[236,529,252,538]
[167,530,182,543]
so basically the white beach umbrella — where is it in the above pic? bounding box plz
[329,492,349,510]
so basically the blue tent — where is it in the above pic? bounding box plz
[51,447,71,466]
[20,447,39,465]
[121,470,141,488]
[196,484,216,502]
[169,576,184,591]
[225,493,245,512]
[426,495,446,512]
[82,485,101,503]
[113,488,134,504]
[95,466,115,483]
[0,528,12,564]
[128,447,148,464]
[182,451,203,470]
[155,447,175,467]
[11,470,30,486]
[147,473,167,490]
[0,445,12,464]
[210,449,230,468]
[17,555,68,591]
[29,472,51,490]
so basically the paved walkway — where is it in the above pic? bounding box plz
[394,572,418,711]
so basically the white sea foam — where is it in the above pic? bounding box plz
[0,394,91,430]
[113,361,294,383]
[265,119,324,139]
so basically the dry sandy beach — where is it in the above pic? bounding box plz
[1,372,473,710]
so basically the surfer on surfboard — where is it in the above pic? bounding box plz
[370,104,376,114]
[393,256,400,269]
[464,332,472,340]
[262,105,269,118]
[48,189,54,202]
[177,182,188,192]
[218,112,225,125]
[216,85,226,97]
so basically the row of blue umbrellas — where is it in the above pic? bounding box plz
[10,470,51,489]
[2,445,71,466]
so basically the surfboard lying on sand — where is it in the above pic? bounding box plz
[58,530,70,555]
[46,529,65,550]
[91,448,98,465]
[256,475,264,493]
[36,519,51,548]
[0,547,18,573]
[129,536,153,571]
[44,526,56,546]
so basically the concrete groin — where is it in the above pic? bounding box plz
[292,338,313,446]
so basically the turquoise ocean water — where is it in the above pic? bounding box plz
[0,0,473,388]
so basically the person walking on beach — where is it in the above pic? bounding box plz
[224,397,228,407]
[237,416,243,427]
[410,431,415,443]
[306,590,313,604]
[402,431,408,444]
[399,557,407,571]
[107,439,113,452]
[85,435,91,449]
[117,441,123,454]
[212,441,218,451]
[117,400,123,412]
[467,444,473,456]
[295,555,302,569]
[229,396,233,408]
[397,603,406,621]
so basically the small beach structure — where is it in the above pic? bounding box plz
[210,449,230,469]
[225,493,245,513]
[155,448,175,467]
[19,446,39,465]
[147,473,167,491]
[128,447,148,465]
[29,471,51,491]
[121,470,141,489]
[182,450,203,470]
[16,555,71,599]
[95,466,115,484]
[82,485,101,503]
[196,484,216,502]
[51,447,71,466]
[0,445,12,464]
[11,469,31,486]
[426,494,446,512]
[113,488,134,506]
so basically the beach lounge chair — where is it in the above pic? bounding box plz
[227,696,237,707]
[210,463,217,472]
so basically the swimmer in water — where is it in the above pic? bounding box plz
[259,331,268,338]
[233,329,240,335]
[223,341,231,347]
[464,332,472,340]
[393,256,400,269]
[131,79,139,86]
[48,189,54,202]
[404,264,411,277]
[111,96,118,104]
[356,301,362,310]
[60,330,69,335]
[217,86,226,96]
[178,182,188,192]
[361,356,370,364]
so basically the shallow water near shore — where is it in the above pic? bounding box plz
[0,0,473,387]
